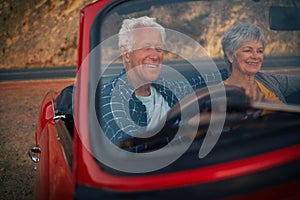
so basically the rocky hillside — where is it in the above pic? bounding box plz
[0,0,94,69]
[1,0,299,69]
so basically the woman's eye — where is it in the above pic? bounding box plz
[258,49,264,54]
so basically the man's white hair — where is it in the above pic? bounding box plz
[118,16,166,52]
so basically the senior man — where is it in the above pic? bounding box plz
[98,16,227,152]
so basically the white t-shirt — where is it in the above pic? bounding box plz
[136,86,171,131]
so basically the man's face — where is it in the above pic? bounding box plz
[125,27,164,87]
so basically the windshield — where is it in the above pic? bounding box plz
[86,0,300,175]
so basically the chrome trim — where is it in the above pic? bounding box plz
[28,146,41,163]
[53,114,66,120]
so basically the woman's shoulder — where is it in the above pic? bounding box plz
[255,72,285,82]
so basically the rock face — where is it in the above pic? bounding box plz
[1,0,299,69]
[0,0,94,69]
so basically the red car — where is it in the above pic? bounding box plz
[29,0,300,199]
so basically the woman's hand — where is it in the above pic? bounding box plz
[225,80,265,102]
[224,79,265,118]
[240,81,265,102]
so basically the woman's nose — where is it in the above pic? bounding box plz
[250,51,260,59]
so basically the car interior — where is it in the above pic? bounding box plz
[54,0,300,176]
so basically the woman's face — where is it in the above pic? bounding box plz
[124,27,164,87]
[229,40,264,76]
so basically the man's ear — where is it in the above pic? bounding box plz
[120,46,130,62]
[225,50,233,63]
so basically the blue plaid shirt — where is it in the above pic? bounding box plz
[98,69,228,152]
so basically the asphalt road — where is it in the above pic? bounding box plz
[0,66,76,81]
[1,56,299,82]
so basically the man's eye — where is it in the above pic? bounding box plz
[142,46,151,50]
[155,46,163,52]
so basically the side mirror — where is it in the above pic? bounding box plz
[269,6,300,30]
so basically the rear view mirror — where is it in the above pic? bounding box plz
[269,6,300,30]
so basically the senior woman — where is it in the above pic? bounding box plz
[221,22,300,104]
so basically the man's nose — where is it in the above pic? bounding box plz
[148,48,161,59]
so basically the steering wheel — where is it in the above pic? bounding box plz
[118,85,251,151]
[166,85,250,126]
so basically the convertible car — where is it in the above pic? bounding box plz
[29,0,300,199]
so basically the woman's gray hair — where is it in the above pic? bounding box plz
[118,16,166,52]
[221,22,266,68]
